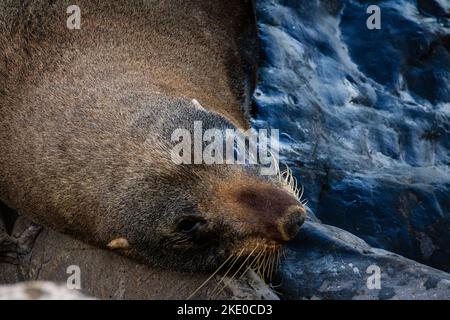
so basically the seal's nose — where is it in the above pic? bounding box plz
[230,184,307,242]
[278,205,306,241]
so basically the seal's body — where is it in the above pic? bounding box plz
[0,1,305,272]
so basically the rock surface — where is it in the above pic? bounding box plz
[253,0,450,272]
[0,281,93,300]
[0,216,278,300]
[278,221,450,300]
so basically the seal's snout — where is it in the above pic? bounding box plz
[231,184,307,243]
[279,205,306,241]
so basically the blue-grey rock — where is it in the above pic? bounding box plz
[278,221,450,300]
[253,0,450,272]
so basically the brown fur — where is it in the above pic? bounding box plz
[0,0,305,272]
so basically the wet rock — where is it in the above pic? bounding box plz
[278,221,450,300]
[418,0,450,18]
[254,0,450,271]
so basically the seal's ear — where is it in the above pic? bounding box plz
[107,237,129,250]
[191,99,205,110]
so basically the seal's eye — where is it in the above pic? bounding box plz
[177,217,206,234]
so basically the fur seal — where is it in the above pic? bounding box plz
[0,0,306,273]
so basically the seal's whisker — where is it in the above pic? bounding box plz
[214,243,259,295]
[259,250,266,281]
[254,247,267,280]
[230,244,260,277]
[278,164,305,204]
[256,249,265,282]
[273,248,280,279]
[262,249,270,281]
[268,149,280,179]
[269,249,276,281]
[209,247,246,298]
[283,170,290,185]
[212,244,260,299]
[237,248,265,281]
[292,169,298,193]
[238,248,264,279]
[187,252,235,300]
[268,249,276,280]
[261,249,271,282]
[299,184,305,201]
[254,247,266,269]
[276,249,281,273]
[251,247,267,280]
[267,249,274,283]
[266,249,275,281]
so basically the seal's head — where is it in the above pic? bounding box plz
[104,96,306,275]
